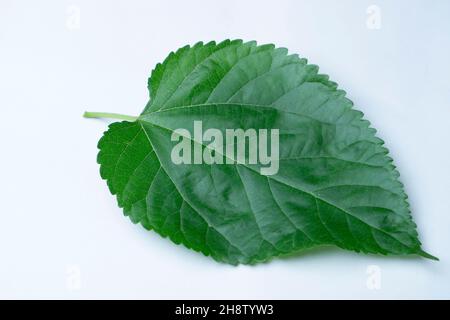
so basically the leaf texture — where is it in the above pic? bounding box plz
[97,40,436,264]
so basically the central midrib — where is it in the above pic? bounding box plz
[136,115,415,253]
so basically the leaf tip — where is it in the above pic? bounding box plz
[418,249,439,261]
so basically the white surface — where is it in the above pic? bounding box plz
[0,0,449,299]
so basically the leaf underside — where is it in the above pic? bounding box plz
[97,40,435,264]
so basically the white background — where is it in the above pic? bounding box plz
[1,0,449,299]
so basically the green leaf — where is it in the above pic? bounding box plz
[95,40,436,264]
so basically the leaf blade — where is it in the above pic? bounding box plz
[97,40,435,264]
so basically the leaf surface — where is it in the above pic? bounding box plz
[97,40,435,264]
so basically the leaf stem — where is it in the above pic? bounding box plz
[83,111,138,122]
